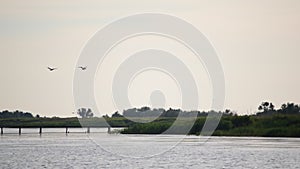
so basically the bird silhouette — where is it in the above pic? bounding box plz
[78,66,87,70]
[47,67,57,72]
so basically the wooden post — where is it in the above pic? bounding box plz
[1,127,3,135]
[87,127,90,133]
[108,127,111,133]
[19,127,21,135]
[39,127,42,135]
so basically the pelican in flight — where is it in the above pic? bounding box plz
[78,66,87,70]
[47,67,57,72]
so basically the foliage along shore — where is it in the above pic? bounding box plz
[0,101,300,137]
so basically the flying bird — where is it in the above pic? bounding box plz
[78,66,87,70]
[47,67,57,72]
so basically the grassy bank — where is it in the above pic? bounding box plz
[121,115,300,137]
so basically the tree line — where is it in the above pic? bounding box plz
[104,101,300,119]
[1,101,299,119]
[257,102,300,116]
[0,110,34,118]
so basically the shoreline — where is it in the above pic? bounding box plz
[1,114,300,137]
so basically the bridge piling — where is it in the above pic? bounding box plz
[0,127,116,135]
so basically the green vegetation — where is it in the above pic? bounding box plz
[121,101,300,137]
[120,115,300,137]
[1,101,300,137]
[212,115,300,137]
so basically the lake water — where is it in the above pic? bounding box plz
[0,128,299,169]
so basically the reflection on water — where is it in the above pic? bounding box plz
[0,132,299,169]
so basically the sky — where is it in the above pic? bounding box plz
[0,0,300,117]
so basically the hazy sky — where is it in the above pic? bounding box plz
[0,0,300,117]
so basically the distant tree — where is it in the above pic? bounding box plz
[112,111,123,118]
[197,111,208,117]
[281,103,287,110]
[258,102,275,112]
[1,110,10,118]
[161,108,181,117]
[138,106,150,112]
[123,108,138,117]
[224,109,234,116]
[23,112,33,118]
[0,110,33,118]
[102,114,109,118]
[77,108,93,118]
[279,103,300,114]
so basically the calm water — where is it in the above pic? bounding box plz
[0,128,299,169]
